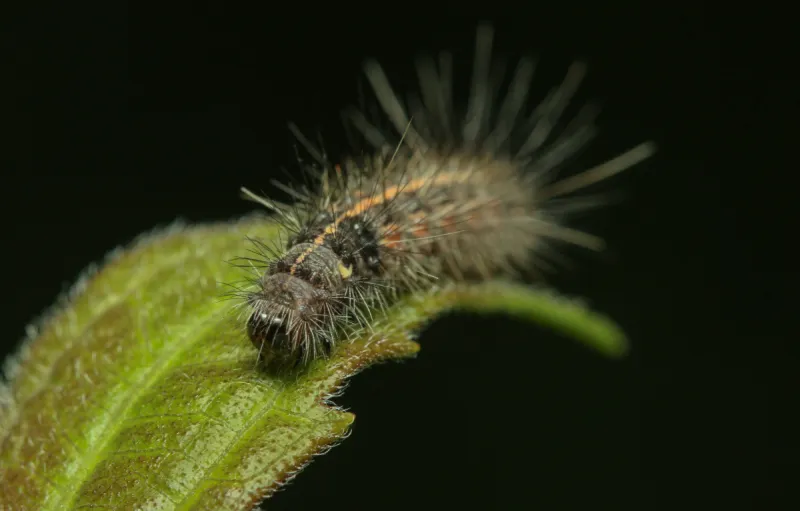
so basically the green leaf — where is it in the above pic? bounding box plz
[0,215,627,510]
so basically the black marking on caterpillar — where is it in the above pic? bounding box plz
[231,24,655,366]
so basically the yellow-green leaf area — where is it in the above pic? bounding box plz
[0,215,627,511]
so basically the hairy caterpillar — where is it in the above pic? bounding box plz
[234,25,655,365]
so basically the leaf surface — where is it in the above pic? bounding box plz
[0,216,626,510]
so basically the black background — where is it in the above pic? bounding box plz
[3,3,793,510]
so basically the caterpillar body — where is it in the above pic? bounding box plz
[236,25,655,365]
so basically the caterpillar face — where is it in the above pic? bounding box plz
[246,243,351,361]
[246,273,333,362]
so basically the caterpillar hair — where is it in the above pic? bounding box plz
[233,24,655,366]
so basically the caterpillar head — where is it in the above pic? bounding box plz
[246,243,348,365]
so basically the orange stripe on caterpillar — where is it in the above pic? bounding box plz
[289,170,464,275]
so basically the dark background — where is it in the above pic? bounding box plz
[3,3,792,510]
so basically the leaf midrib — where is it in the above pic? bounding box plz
[45,233,247,510]
[55,300,232,510]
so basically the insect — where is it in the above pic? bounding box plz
[234,24,655,366]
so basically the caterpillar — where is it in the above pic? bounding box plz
[235,24,655,366]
